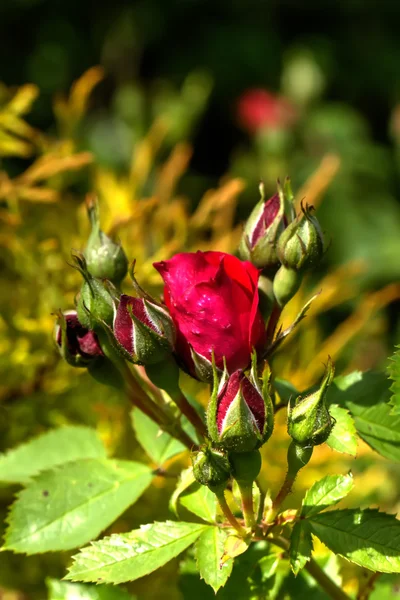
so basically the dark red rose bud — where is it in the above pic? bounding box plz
[207,357,273,453]
[239,183,284,269]
[54,310,103,367]
[113,294,175,365]
[153,251,266,381]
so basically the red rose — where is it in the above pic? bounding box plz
[153,251,266,380]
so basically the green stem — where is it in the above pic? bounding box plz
[266,473,295,523]
[237,482,256,530]
[215,491,247,537]
[97,330,196,450]
[269,536,351,600]
[174,392,207,439]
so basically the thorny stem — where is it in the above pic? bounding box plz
[216,491,247,537]
[268,535,352,600]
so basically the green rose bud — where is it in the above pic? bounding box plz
[84,196,128,286]
[276,203,324,273]
[192,446,231,491]
[287,357,335,447]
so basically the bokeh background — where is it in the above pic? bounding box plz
[1,0,400,598]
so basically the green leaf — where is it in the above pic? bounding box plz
[388,346,400,414]
[66,521,208,584]
[169,467,196,516]
[369,574,400,599]
[46,578,134,599]
[326,405,357,456]
[328,371,400,461]
[196,526,233,592]
[290,522,312,575]
[180,483,217,523]
[131,408,185,465]
[301,473,353,518]
[308,509,400,573]
[3,458,153,553]
[0,426,106,485]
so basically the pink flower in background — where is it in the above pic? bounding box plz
[237,88,298,133]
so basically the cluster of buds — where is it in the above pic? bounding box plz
[239,179,325,308]
[54,181,335,533]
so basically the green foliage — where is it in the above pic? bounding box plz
[169,467,196,516]
[329,371,400,461]
[130,408,185,465]
[0,426,107,485]
[66,522,209,584]
[196,527,233,592]
[388,346,400,414]
[179,484,217,523]
[326,405,357,456]
[301,473,353,518]
[307,509,400,573]
[46,579,134,600]
[3,459,153,553]
[289,522,313,576]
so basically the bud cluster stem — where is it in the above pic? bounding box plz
[215,490,247,537]
[97,330,196,450]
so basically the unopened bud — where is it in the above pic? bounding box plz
[207,355,274,453]
[287,358,335,447]
[192,446,231,491]
[84,196,128,286]
[113,294,175,365]
[277,203,324,272]
[239,184,284,269]
[54,310,103,367]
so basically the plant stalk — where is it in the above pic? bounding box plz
[216,490,247,537]
[237,482,256,530]
[269,535,351,600]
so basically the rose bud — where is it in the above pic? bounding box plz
[84,196,128,286]
[54,310,103,367]
[113,294,175,365]
[207,358,274,453]
[276,203,324,273]
[153,251,266,381]
[239,183,284,270]
[287,357,335,447]
[192,446,231,492]
[76,277,116,331]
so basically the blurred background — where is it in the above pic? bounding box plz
[1,0,400,598]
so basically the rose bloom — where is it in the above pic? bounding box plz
[153,251,266,378]
[237,88,298,134]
